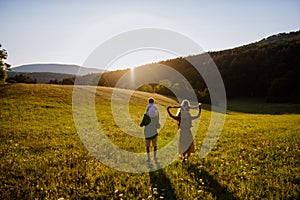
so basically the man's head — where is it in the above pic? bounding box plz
[148,97,154,104]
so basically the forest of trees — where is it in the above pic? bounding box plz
[211,30,300,102]
[6,74,37,84]
[94,30,300,103]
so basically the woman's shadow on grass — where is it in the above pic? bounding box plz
[147,160,239,200]
[148,161,177,199]
[187,163,239,200]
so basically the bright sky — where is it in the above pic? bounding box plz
[1,0,300,70]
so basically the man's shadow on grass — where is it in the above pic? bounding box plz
[148,161,177,200]
[187,163,239,200]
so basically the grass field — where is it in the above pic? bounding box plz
[0,84,299,199]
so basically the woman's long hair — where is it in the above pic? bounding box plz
[176,99,191,116]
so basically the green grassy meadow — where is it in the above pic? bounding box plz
[0,84,299,199]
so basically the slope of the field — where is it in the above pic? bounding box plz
[0,84,299,199]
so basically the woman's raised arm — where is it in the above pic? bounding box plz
[191,103,202,120]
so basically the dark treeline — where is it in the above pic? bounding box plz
[7,72,76,84]
[48,77,75,85]
[93,30,300,103]
[6,74,37,84]
[6,73,77,85]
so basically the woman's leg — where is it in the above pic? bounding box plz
[146,146,150,162]
[186,152,190,160]
[153,146,157,160]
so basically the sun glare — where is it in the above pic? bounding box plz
[107,48,178,71]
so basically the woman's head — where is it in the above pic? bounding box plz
[176,99,191,116]
[181,99,190,111]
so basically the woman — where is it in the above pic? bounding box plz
[167,100,202,162]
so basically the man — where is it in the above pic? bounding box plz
[140,97,160,162]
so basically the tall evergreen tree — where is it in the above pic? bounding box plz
[0,44,11,83]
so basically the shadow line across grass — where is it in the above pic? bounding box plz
[187,163,240,200]
[147,160,239,200]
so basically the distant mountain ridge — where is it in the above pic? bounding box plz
[11,63,104,76]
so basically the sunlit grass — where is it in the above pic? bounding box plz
[0,84,299,199]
